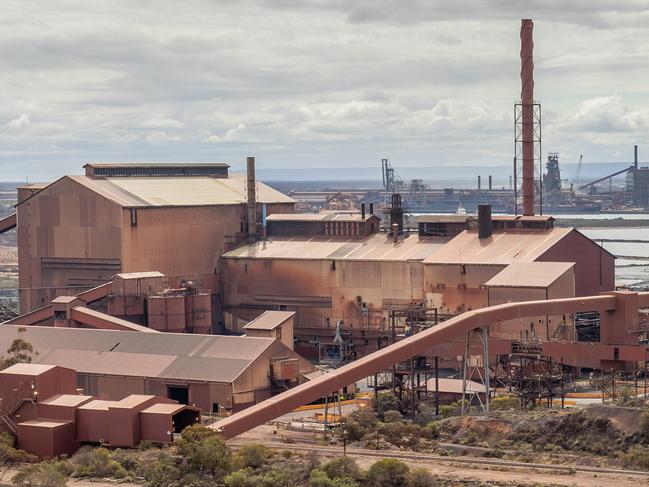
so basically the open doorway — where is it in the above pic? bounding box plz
[167,385,189,405]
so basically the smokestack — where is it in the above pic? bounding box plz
[478,175,481,191]
[635,145,638,170]
[369,203,374,215]
[488,175,493,191]
[478,204,492,239]
[521,18,535,216]
[247,156,256,242]
[361,203,366,220]
[392,223,399,243]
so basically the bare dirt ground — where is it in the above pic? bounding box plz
[230,422,649,487]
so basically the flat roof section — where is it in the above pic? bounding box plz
[224,234,448,262]
[0,364,57,376]
[38,394,94,407]
[485,262,575,288]
[244,311,294,331]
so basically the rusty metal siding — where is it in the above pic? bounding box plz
[17,177,123,313]
[536,229,615,296]
[95,376,146,400]
[547,268,575,300]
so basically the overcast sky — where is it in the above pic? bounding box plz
[1,1,649,180]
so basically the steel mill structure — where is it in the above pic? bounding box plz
[1,18,648,448]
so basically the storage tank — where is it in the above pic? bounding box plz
[146,295,186,333]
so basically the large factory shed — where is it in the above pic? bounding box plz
[0,326,313,413]
[222,233,449,336]
[222,216,614,357]
[423,226,614,315]
[16,162,295,314]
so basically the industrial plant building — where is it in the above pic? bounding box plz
[0,363,200,458]
[222,213,614,357]
[0,325,313,413]
[15,162,294,314]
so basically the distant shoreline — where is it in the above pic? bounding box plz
[556,218,648,228]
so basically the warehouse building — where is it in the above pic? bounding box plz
[16,162,295,314]
[222,214,614,357]
[0,325,313,413]
[0,364,200,458]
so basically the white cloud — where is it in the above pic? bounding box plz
[7,114,31,129]
[0,0,648,179]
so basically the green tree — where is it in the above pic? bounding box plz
[175,425,231,480]
[375,393,401,420]
[12,461,68,487]
[0,329,37,370]
[366,458,409,487]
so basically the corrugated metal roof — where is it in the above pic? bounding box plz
[67,174,293,207]
[485,262,574,288]
[244,311,294,331]
[0,326,285,383]
[266,213,379,222]
[0,363,56,376]
[38,394,94,407]
[223,234,448,262]
[85,163,229,169]
[423,228,573,265]
[141,403,189,415]
[114,271,164,280]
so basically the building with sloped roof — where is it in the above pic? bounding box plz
[15,162,295,314]
[0,325,313,413]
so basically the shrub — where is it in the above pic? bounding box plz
[12,461,68,487]
[70,446,127,478]
[233,444,270,470]
[0,432,36,473]
[259,467,293,487]
[321,456,363,481]
[413,404,435,426]
[438,404,457,418]
[224,468,260,487]
[406,467,438,487]
[621,446,649,470]
[490,394,520,411]
[308,469,360,487]
[341,409,378,442]
[142,451,182,487]
[376,393,401,420]
[176,424,231,480]
[366,458,409,487]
